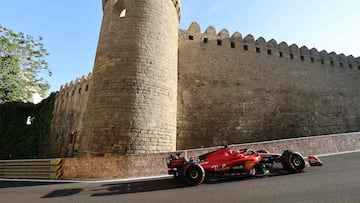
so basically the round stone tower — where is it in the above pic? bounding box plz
[78,0,181,156]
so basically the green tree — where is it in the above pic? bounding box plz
[0,24,52,103]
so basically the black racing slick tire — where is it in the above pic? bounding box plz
[184,164,205,186]
[281,150,306,173]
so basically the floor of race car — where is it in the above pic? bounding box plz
[204,166,296,183]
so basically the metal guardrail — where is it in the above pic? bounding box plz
[0,158,63,180]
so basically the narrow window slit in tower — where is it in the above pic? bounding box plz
[279,52,283,57]
[330,60,334,66]
[301,56,304,61]
[120,9,126,17]
[85,85,89,91]
[114,0,127,17]
[290,53,294,59]
[256,47,260,53]
[243,45,248,51]
[217,40,222,46]
[204,38,208,43]
[267,49,272,55]
[339,62,343,67]
[311,57,315,62]
[69,133,74,144]
[349,64,353,69]
[358,65,360,70]
[321,59,324,64]
[231,42,235,48]
[188,35,194,40]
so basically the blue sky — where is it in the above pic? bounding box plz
[1,0,360,94]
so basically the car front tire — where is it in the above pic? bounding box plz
[281,150,306,173]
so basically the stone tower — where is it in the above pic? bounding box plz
[78,0,181,156]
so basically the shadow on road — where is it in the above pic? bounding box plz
[90,169,294,197]
[91,178,187,196]
[39,169,299,198]
[40,178,187,198]
[0,181,67,189]
[42,188,83,198]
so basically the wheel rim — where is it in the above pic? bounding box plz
[293,157,301,166]
[190,170,199,179]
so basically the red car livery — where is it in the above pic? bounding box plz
[166,146,322,186]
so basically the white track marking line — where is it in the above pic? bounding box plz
[316,149,360,157]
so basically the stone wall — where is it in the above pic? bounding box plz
[78,0,180,156]
[49,4,360,157]
[177,22,360,149]
[62,132,360,179]
[63,153,170,179]
[48,74,91,157]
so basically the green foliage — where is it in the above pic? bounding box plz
[0,93,55,159]
[0,24,52,104]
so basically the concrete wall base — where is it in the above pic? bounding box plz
[63,132,360,179]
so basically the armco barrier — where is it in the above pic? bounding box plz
[0,158,63,180]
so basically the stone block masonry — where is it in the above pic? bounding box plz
[48,1,360,158]
[77,0,180,156]
[177,22,360,149]
[47,74,91,157]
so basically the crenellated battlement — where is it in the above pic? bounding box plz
[59,73,91,91]
[181,22,360,70]
[58,73,92,100]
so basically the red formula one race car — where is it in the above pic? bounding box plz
[166,146,322,186]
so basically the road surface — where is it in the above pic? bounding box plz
[1,151,360,203]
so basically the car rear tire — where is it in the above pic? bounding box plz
[281,150,305,173]
[184,164,205,186]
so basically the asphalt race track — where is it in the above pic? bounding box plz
[1,151,360,203]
